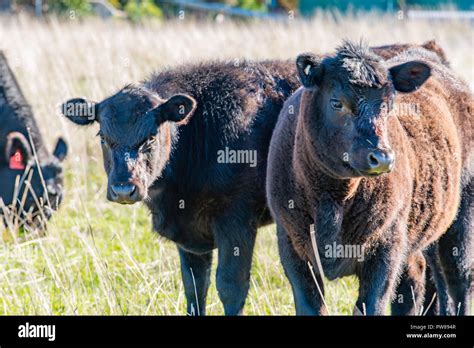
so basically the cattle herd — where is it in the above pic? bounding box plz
[0,39,472,316]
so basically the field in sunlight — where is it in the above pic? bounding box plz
[0,12,471,315]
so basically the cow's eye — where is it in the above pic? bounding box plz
[330,99,343,110]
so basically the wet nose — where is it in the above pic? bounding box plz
[110,183,138,204]
[367,149,395,174]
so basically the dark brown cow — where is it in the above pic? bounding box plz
[372,40,450,66]
[266,40,473,315]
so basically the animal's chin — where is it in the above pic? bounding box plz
[332,162,365,179]
[354,170,383,178]
[319,161,362,180]
[344,162,388,178]
[115,199,140,205]
[106,187,146,205]
[107,195,143,205]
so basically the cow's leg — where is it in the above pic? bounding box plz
[438,179,473,315]
[391,251,426,315]
[356,226,405,315]
[423,243,453,315]
[178,247,213,316]
[277,224,326,315]
[213,214,256,315]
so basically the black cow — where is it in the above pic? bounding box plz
[0,52,68,229]
[62,60,299,315]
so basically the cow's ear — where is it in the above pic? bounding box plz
[53,137,68,162]
[61,98,99,125]
[389,61,431,93]
[151,94,197,125]
[296,53,324,89]
[5,132,31,170]
[422,40,448,64]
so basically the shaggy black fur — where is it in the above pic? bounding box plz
[62,59,299,315]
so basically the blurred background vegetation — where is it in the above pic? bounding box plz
[0,0,472,21]
[0,0,472,318]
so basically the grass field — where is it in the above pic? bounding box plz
[0,12,472,315]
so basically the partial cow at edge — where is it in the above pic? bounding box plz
[0,52,68,230]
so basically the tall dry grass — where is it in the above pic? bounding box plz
[0,12,472,315]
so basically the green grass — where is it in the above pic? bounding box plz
[0,12,471,316]
[0,162,360,315]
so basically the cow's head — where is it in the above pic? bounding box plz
[0,131,68,224]
[296,41,431,179]
[62,86,196,204]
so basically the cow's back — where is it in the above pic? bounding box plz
[144,60,300,248]
[146,60,298,192]
[0,52,47,162]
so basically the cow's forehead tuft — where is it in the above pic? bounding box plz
[334,40,388,88]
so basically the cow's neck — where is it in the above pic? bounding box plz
[150,122,175,187]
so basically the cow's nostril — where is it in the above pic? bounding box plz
[366,149,394,174]
[111,183,137,198]
[368,153,379,167]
